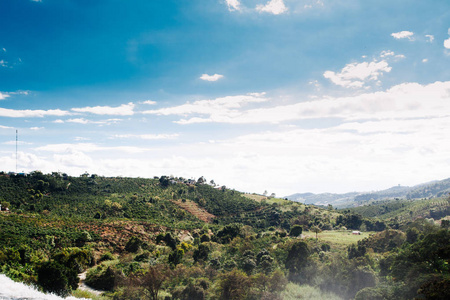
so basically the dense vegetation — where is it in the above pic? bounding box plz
[0,171,449,299]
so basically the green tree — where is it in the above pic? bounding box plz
[125,236,143,253]
[219,269,250,300]
[37,261,78,297]
[311,226,322,240]
[285,241,310,281]
[142,265,170,300]
[289,225,303,237]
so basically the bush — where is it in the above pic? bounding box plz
[354,287,384,300]
[85,265,116,291]
[125,236,143,253]
[37,261,78,297]
[289,225,303,237]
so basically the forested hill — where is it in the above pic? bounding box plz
[1,171,449,300]
[286,177,450,207]
[0,172,261,227]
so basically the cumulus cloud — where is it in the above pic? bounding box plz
[425,35,434,43]
[391,31,414,40]
[71,102,135,115]
[225,0,241,11]
[256,0,288,15]
[0,108,69,118]
[200,74,224,82]
[444,38,450,49]
[323,60,391,88]
[30,127,44,131]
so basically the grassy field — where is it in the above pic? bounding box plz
[243,193,292,205]
[303,230,372,249]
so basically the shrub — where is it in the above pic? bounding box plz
[85,265,116,291]
[37,261,78,297]
[125,236,143,253]
[289,225,303,237]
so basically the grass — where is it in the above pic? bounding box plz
[72,289,108,300]
[303,230,373,250]
[281,282,343,300]
[243,193,292,205]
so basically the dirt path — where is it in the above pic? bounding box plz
[77,271,104,296]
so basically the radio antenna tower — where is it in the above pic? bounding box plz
[16,129,18,173]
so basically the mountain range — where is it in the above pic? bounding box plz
[285,177,450,207]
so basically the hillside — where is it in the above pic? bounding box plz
[286,177,450,207]
[0,171,449,300]
[346,197,450,224]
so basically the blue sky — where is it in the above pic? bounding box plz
[1,0,450,196]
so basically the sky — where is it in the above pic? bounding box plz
[1,0,450,196]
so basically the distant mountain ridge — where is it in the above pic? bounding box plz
[286,177,450,207]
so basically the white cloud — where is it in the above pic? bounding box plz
[256,0,288,15]
[0,125,13,129]
[380,50,395,57]
[145,81,450,125]
[0,92,10,100]
[66,118,122,125]
[142,92,268,122]
[71,102,134,115]
[391,31,414,40]
[225,0,241,11]
[323,60,391,88]
[303,0,324,9]
[2,48,6,52]
[67,118,90,124]
[30,127,44,131]
[425,35,434,43]
[113,133,179,140]
[142,100,157,105]
[444,38,450,49]
[379,50,404,59]
[0,60,7,67]
[422,58,428,63]
[200,74,224,82]
[0,108,69,118]
[53,119,65,124]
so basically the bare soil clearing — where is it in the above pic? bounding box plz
[171,199,216,223]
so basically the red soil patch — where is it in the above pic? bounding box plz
[171,199,216,223]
